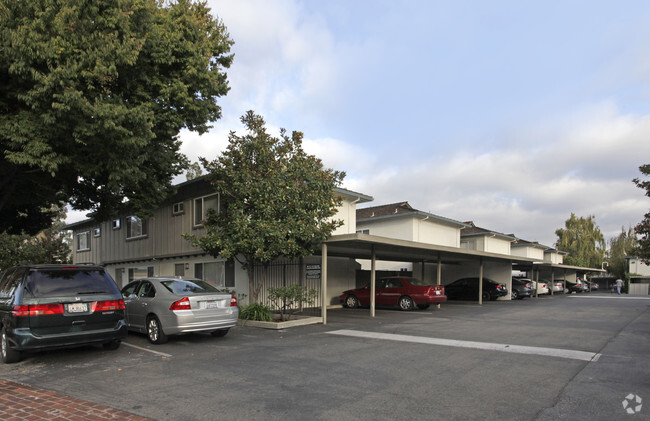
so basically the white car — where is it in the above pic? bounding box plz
[542,279,564,294]
[516,278,549,295]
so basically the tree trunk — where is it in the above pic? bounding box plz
[248,261,269,303]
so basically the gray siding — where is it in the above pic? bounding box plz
[69,178,217,265]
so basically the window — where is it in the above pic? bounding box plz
[460,240,476,250]
[112,219,121,230]
[194,194,219,226]
[194,261,225,287]
[77,231,90,251]
[93,227,101,237]
[173,202,184,215]
[128,267,153,282]
[356,229,370,234]
[136,281,156,298]
[126,216,147,239]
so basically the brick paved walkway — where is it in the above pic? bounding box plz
[0,379,150,420]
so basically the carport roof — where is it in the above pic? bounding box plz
[319,233,538,265]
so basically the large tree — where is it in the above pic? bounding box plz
[186,111,346,303]
[607,227,638,279]
[0,205,71,271]
[633,164,650,264]
[0,0,233,235]
[555,213,605,268]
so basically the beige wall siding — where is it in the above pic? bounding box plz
[511,246,545,260]
[357,216,461,247]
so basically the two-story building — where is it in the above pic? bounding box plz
[65,176,374,306]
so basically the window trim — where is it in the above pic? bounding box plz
[172,201,185,215]
[193,194,220,227]
[77,231,91,252]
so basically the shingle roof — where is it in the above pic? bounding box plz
[356,202,468,228]
[461,221,516,241]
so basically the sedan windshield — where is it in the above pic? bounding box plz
[160,279,221,295]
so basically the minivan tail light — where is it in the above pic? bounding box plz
[12,304,64,317]
[170,297,191,310]
[92,300,125,312]
[230,295,238,307]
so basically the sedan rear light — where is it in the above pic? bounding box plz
[426,286,444,296]
[542,284,547,288]
[230,295,238,307]
[12,304,64,317]
[170,297,191,310]
[92,300,125,311]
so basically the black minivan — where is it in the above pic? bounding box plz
[0,264,127,363]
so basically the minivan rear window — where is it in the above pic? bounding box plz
[25,269,120,298]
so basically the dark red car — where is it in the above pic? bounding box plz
[339,276,447,311]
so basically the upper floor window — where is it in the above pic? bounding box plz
[126,216,148,239]
[194,194,219,227]
[77,231,90,251]
[356,229,370,234]
[173,202,185,215]
[93,227,101,237]
[112,219,121,230]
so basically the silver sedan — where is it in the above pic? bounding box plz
[121,277,239,344]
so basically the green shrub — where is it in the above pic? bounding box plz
[267,284,318,320]
[239,302,273,322]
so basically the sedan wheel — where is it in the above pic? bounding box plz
[482,291,491,302]
[345,295,359,309]
[1,327,22,364]
[398,296,414,311]
[511,290,519,300]
[147,316,168,344]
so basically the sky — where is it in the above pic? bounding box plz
[72,0,650,248]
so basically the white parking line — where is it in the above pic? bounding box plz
[121,342,172,358]
[568,295,650,300]
[326,329,601,362]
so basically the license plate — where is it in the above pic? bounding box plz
[203,301,219,309]
[67,303,88,313]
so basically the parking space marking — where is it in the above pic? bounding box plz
[327,329,601,362]
[122,342,172,358]
[568,295,650,300]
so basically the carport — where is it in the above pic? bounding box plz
[317,233,538,324]
[529,262,606,294]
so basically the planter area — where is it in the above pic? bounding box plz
[237,314,323,330]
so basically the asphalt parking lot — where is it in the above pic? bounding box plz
[1,292,649,421]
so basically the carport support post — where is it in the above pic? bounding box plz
[321,243,327,325]
[371,246,376,318]
[478,258,484,305]
[437,255,442,309]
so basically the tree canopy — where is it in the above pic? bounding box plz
[555,213,605,268]
[187,111,346,302]
[607,227,638,279]
[0,0,233,235]
[633,164,650,264]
